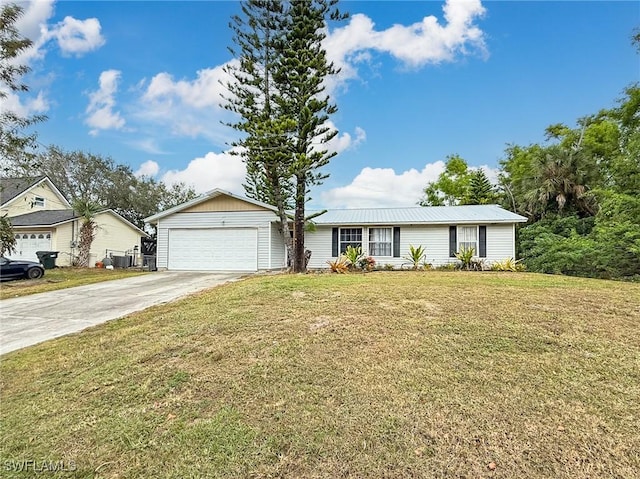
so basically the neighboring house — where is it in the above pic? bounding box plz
[1,176,146,266]
[145,189,528,272]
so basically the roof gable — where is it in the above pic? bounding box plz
[0,176,71,209]
[144,189,277,223]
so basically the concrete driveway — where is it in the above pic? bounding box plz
[0,271,244,355]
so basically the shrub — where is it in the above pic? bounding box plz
[455,247,485,271]
[343,245,364,269]
[327,256,349,273]
[358,256,376,272]
[384,263,395,271]
[491,258,526,272]
[403,245,426,270]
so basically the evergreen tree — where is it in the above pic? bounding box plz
[0,3,45,166]
[277,0,346,272]
[466,169,496,205]
[223,0,295,263]
[225,0,346,272]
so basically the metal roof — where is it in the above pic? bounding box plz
[310,205,527,225]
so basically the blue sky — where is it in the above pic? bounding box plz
[4,0,639,209]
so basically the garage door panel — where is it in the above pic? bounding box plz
[168,228,257,271]
[9,232,52,262]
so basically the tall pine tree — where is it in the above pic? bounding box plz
[466,169,497,205]
[277,0,346,272]
[225,0,346,272]
[223,0,295,262]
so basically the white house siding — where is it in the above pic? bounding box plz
[156,211,278,270]
[306,225,451,269]
[305,228,333,269]
[270,223,286,269]
[307,223,518,269]
[486,224,516,262]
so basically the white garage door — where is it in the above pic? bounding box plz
[9,232,52,262]
[168,228,258,271]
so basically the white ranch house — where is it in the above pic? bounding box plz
[145,189,527,272]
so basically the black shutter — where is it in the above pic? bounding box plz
[332,228,339,256]
[479,225,487,257]
[449,226,457,257]
[393,227,401,257]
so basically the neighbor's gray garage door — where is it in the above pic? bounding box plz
[167,228,258,271]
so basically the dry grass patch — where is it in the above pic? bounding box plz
[0,268,147,299]
[1,272,639,478]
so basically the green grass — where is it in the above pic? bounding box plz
[1,272,639,478]
[0,268,147,300]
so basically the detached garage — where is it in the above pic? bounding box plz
[145,190,286,272]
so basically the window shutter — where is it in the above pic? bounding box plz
[449,226,457,257]
[332,228,338,257]
[393,227,401,257]
[479,225,487,257]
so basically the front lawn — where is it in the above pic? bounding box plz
[0,267,148,300]
[1,272,638,478]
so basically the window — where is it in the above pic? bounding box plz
[339,228,362,253]
[369,227,392,256]
[458,226,477,254]
[33,196,45,207]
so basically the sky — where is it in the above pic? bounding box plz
[3,0,639,210]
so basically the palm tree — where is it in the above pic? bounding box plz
[73,199,101,267]
[523,145,597,218]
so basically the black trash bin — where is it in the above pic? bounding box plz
[36,251,59,270]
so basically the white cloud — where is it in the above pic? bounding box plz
[324,0,486,90]
[321,161,447,208]
[6,1,105,62]
[51,16,105,57]
[134,160,160,178]
[138,63,236,144]
[0,0,105,119]
[324,123,367,155]
[161,150,247,194]
[8,0,56,65]
[0,89,49,117]
[85,69,125,135]
[321,160,502,209]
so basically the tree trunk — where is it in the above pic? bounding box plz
[76,220,96,267]
[292,175,306,273]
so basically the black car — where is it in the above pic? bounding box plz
[0,257,45,281]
